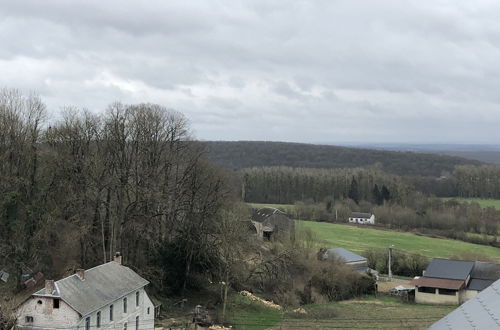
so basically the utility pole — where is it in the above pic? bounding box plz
[388,246,393,281]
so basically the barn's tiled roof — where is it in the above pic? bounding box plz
[34,261,148,316]
[251,207,287,223]
[429,279,500,330]
[411,277,465,290]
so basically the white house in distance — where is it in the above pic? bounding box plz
[15,253,155,330]
[348,212,375,225]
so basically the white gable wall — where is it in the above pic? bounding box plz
[16,296,80,329]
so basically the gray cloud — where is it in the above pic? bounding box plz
[1,0,500,143]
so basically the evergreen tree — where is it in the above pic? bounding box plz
[348,177,359,204]
[381,185,391,202]
[372,184,383,205]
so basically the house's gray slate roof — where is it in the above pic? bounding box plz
[326,248,367,263]
[429,279,500,330]
[424,258,474,280]
[34,261,148,316]
[468,278,495,291]
[350,212,372,219]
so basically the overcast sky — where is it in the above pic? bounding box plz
[1,1,500,144]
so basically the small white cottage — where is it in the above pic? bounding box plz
[15,253,155,330]
[348,212,375,225]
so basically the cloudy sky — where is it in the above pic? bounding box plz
[1,1,500,144]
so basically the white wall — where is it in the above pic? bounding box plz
[76,287,155,330]
[348,215,375,225]
[16,296,80,329]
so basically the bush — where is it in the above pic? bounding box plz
[363,248,428,277]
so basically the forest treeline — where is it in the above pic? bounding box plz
[242,165,500,203]
[203,141,480,177]
[242,166,500,246]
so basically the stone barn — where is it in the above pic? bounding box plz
[250,207,295,241]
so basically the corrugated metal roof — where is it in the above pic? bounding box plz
[424,258,474,280]
[411,277,465,290]
[429,279,500,330]
[34,261,148,316]
[326,248,367,263]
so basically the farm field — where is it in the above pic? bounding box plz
[228,295,454,330]
[276,296,455,329]
[298,220,500,260]
[440,197,500,210]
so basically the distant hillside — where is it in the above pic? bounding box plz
[202,141,481,177]
[340,143,500,164]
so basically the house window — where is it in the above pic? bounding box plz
[418,287,435,294]
[123,297,127,313]
[124,322,127,330]
[147,307,150,314]
[135,316,139,330]
[85,317,90,330]
[439,288,457,296]
[136,291,140,307]
[53,298,60,309]
[96,311,101,327]
[37,300,42,305]
[25,316,34,323]
[110,304,113,321]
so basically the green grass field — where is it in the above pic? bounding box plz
[298,221,500,260]
[229,295,454,329]
[279,295,454,329]
[227,294,282,330]
[440,197,500,210]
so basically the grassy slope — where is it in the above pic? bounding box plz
[279,296,455,329]
[440,197,500,210]
[298,221,500,259]
[227,295,282,330]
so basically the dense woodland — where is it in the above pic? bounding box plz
[0,90,240,296]
[204,141,480,177]
[0,90,375,326]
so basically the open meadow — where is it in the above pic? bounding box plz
[297,221,500,260]
[440,197,500,210]
[228,294,454,330]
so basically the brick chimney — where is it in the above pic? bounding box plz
[45,280,55,294]
[76,268,85,280]
[114,252,122,265]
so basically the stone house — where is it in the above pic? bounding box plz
[348,212,375,225]
[412,258,500,305]
[250,207,295,241]
[15,253,155,330]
